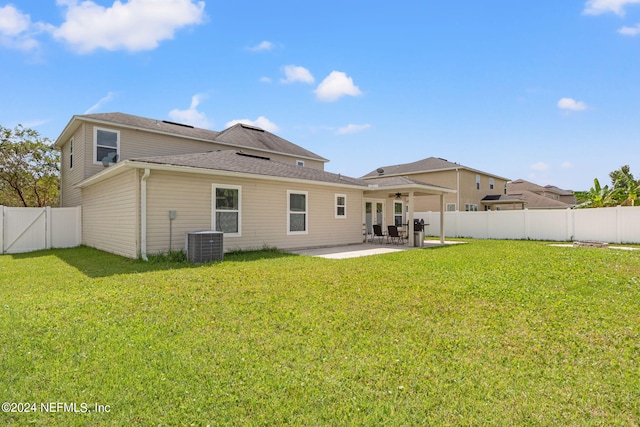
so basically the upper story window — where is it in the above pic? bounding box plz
[336,194,347,218]
[94,127,120,165]
[476,175,480,190]
[504,183,507,195]
[489,178,494,190]
[213,185,241,237]
[296,160,305,167]
[288,190,308,234]
[69,139,74,170]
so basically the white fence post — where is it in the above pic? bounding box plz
[0,206,4,255]
[45,206,52,250]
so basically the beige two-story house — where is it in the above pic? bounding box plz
[361,157,525,212]
[54,112,455,258]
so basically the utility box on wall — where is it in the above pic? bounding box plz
[186,231,223,263]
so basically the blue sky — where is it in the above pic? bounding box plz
[2,0,639,191]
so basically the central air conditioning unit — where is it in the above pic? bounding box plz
[186,231,224,263]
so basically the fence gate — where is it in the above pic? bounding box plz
[2,207,46,254]
[1,206,82,254]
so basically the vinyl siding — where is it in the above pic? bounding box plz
[82,168,139,258]
[145,170,363,254]
[80,124,325,181]
[60,125,86,207]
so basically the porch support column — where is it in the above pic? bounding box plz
[440,193,445,244]
[408,190,415,247]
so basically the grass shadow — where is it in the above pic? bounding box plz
[7,245,296,278]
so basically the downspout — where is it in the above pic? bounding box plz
[140,168,151,261]
[456,168,460,210]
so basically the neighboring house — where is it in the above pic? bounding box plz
[54,113,456,258]
[506,179,576,209]
[361,157,525,212]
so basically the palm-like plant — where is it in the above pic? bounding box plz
[576,178,620,208]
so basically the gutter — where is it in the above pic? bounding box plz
[140,168,150,261]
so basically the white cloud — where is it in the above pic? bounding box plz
[247,40,274,52]
[314,71,362,102]
[336,123,371,135]
[280,65,314,84]
[84,91,116,114]
[561,161,574,169]
[558,97,588,111]
[259,76,272,83]
[618,23,640,35]
[0,4,52,51]
[583,0,640,15]
[530,161,551,172]
[225,116,279,133]
[168,94,212,129]
[53,0,205,53]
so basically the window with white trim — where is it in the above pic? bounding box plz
[465,203,478,211]
[394,201,404,226]
[94,127,120,164]
[212,185,241,236]
[446,203,457,211]
[296,160,305,167]
[489,178,494,190]
[504,182,507,195]
[288,190,308,234]
[335,194,346,218]
[476,175,480,190]
[69,139,74,170]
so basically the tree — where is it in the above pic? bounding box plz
[609,165,639,206]
[0,125,60,207]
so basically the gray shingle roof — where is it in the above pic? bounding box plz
[507,190,572,208]
[361,157,460,178]
[132,150,367,187]
[508,179,574,195]
[76,112,327,162]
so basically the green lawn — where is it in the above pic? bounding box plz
[1,241,639,426]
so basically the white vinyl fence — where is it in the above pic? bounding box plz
[1,206,82,254]
[417,206,640,244]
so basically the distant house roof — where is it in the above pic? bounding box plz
[506,190,572,209]
[54,112,328,163]
[508,179,574,195]
[361,156,509,180]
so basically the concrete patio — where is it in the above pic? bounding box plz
[288,240,464,259]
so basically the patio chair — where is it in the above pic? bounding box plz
[387,225,405,245]
[372,224,386,244]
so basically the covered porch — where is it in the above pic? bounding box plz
[362,176,456,246]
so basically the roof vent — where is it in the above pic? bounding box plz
[376,168,385,176]
[240,124,265,132]
[161,120,194,129]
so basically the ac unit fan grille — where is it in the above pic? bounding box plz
[186,231,224,263]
